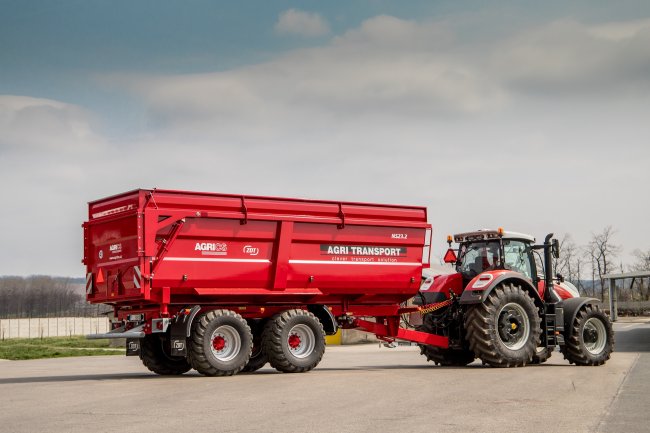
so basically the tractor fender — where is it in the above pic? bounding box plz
[459,271,543,307]
[559,297,600,330]
[308,304,338,335]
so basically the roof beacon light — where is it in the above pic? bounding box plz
[497,227,504,236]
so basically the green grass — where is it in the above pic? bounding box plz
[0,336,124,360]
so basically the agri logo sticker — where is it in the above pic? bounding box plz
[195,242,228,256]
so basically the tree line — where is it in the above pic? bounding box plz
[556,226,650,302]
[0,276,110,319]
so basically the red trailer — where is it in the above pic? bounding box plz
[84,189,444,376]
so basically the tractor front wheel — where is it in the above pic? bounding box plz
[465,283,541,367]
[561,305,614,366]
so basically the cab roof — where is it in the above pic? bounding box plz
[453,229,536,243]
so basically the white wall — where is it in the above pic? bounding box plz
[0,317,110,339]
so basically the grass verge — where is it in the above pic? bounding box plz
[0,336,124,360]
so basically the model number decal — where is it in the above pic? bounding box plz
[391,233,408,239]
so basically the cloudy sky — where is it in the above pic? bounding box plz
[1,1,649,277]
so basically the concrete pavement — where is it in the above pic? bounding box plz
[0,321,647,433]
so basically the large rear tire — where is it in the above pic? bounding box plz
[531,347,552,364]
[188,309,253,376]
[561,305,614,366]
[140,333,192,375]
[465,283,541,367]
[419,344,475,366]
[262,309,325,373]
[241,319,268,373]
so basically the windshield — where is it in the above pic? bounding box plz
[458,239,533,279]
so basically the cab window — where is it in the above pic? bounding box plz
[503,240,532,279]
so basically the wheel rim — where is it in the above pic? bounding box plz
[583,317,607,355]
[497,302,530,350]
[210,325,241,362]
[287,324,315,358]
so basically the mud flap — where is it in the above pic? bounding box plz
[126,338,141,356]
[170,305,201,356]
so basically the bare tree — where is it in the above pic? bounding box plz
[586,226,621,301]
[556,234,586,293]
[629,249,650,301]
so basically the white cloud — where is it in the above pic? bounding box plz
[274,9,330,37]
[121,15,650,141]
[2,15,650,276]
[493,19,650,94]
[0,95,104,153]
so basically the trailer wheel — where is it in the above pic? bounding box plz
[531,347,552,364]
[561,305,614,366]
[419,345,475,366]
[242,319,268,373]
[140,334,192,375]
[262,309,325,373]
[464,283,541,367]
[188,309,253,376]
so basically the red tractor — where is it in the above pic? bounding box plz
[414,229,614,367]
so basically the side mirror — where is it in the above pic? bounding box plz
[551,239,560,259]
[443,248,457,263]
[556,273,564,283]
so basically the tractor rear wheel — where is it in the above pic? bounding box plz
[140,333,192,375]
[531,347,552,364]
[188,309,253,376]
[465,283,541,367]
[561,305,614,366]
[419,344,475,366]
[242,319,268,373]
[262,309,325,373]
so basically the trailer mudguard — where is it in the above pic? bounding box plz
[169,305,201,356]
[459,271,542,306]
[308,304,338,335]
[559,297,600,330]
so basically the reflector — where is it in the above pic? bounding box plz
[443,248,457,263]
[96,268,105,284]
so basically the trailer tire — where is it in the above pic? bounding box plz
[419,345,475,366]
[140,334,192,375]
[561,304,614,366]
[188,309,253,376]
[464,283,541,367]
[242,319,268,373]
[262,309,325,373]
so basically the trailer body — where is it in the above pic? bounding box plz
[84,189,431,313]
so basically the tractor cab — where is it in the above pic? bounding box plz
[448,229,537,284]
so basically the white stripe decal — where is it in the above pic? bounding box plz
[164,257,271,263]
[288,260,421,266]
[162,257,419,266]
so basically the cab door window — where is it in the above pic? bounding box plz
[503,240,532,279]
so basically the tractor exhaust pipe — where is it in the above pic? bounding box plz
[543,233,554,303]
